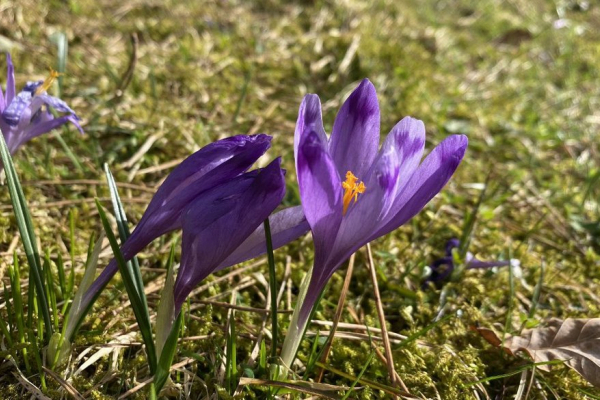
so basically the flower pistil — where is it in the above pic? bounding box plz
[342,170,365,215]
[35,68,62,95]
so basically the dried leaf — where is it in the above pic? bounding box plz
[471,325,503,347]
[477,318,600,387]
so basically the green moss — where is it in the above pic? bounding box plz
[0,0,599,397]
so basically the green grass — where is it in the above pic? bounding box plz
[1,0,599,398]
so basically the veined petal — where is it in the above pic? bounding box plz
[329,79,380,179]
[294,94,327,171]
[297,127,343,269]
[173,159,286,311]
[5,53,15,105]
[373,134,468,239]
[216,205,309,270]
[372,116,426,218]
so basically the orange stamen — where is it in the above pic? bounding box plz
[35,68,62,95]
[342,171,366,215]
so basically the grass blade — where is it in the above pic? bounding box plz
[104,164,147,312]
[155,245,176,358]
[9,255,30,372]
[0,131,53,342]
[95,199,157,373]
[263,218,278,359]
[64,233,102,341]
[154,311,183,393]
[226,311,238,394]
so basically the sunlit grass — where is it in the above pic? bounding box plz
[0,0,599,398]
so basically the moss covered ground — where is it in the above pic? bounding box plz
[1,0,599,398]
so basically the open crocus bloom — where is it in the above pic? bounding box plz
[280,79,468,367]
[0,53,83,156]
[73,135,308,337]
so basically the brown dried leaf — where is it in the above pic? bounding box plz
[471,325,503,347]
[504,318,600,387]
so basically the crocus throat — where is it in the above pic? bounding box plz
[342,171,365,215]
[35,69,62,95]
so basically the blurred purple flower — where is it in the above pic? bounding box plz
[0,53,83,156]
[80,134,308,312]
[281,79,467,365]
[425,238,520,284]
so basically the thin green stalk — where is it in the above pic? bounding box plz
[68,209,76,296]
[29,328,46,391]
[233,69,252,123]
[43,252,59,332]
[0,131,53,342]
[0,313,12,347]
[56,253,67,300]
[149,383,157,400]
[104,164,148,317]
[263,218,278,359]
[95,199,157,373]
[226,311,238,394]
[341,351,375,400]
[9,257,30,372]
[3,282,13,333]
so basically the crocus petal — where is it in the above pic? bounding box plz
[294,94,327,169]
[173,159,286,311]
[373,116,426,218]
[18,115,83,150]
[297,127,343,271]
[5,53,15,105]
[329,79,380,179]
[135,134,272,236]
[373,134,468,239]
[31,94,79,117]
[216,205,309,270]
[466,259,512,269]
[445,238,460,255]
[2,90,33,126]
[330,117,427,259]
[425,256,455,283]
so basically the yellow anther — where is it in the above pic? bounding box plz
[35,68,62,95]
[342,171,366,215]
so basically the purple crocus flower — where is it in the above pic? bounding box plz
[280,79,467,367]
[72,135,308,336]
[425,238,519,284]
[0,53,83,156]
[173,158,287,311]
[153,158,289,358]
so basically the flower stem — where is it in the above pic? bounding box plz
[315,253,355,382]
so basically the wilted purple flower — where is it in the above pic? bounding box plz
[280,79,467,366]
[77,134,308,322]
[0,53,83,156]
[425,238,519,284]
